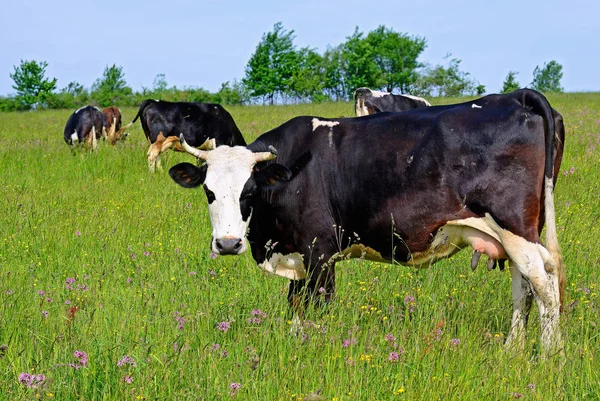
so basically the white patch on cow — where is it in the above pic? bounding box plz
[400,93,432,106]
[335,243,386,263]
[471,103,482,109]
[71,131,78,143]
[94,107,102,112]
[203,146,257,254]
[311,118,339,131]
[75,106,85,114]
[370,90,389,98]
[258,252,307,280]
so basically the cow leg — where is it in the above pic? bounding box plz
[499,236,562,354]
[287,261,336,332]
[505,263,533,350]
[91,126,98,150]
[147,143,161,173]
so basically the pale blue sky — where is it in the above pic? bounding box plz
[2,0,599,96]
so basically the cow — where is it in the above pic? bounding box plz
[122,100,247,172]
[354,87,566,273]
[101,106,124,144]
[354,87,431,116]
[169,89,565,353]
[63,106,104,151]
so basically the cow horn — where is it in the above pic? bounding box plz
[198,137,216,150]
[180,134,209,160]
[253,145,278,162]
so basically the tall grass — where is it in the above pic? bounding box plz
[0,94,599,400]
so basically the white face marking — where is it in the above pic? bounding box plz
[258,252,307,280]
[203,146,257,254]
[471,103,482,109]
[399,93,431,106]
[311,118,339,131]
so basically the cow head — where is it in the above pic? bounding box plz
[169,135,291,255]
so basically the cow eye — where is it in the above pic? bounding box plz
[203,185,216,203]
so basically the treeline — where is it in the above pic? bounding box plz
[1,23,564,111]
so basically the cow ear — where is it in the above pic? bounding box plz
[255,163,292,187]
[169,162,207,188]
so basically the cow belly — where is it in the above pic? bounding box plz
[258,252,307,280]
[406,218,508,266]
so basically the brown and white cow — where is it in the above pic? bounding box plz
[101,106,125,144]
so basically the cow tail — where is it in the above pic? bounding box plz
[520,89,565,310]
[114,100,153,141]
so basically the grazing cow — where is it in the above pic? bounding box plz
[123,100,247,172]
[101,106,124,144]
[169,89,564,353]
[63,106,104,151]
[354,87,431,116]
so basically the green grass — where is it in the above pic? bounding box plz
[1,94,599,400]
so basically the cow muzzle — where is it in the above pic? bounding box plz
[214,236,245,255]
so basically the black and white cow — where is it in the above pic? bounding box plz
[64,106,104,151]
[169,89,564,353]
[354,87,431,116]
[122,100,247,171]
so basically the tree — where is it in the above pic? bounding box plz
[365,25,426,93]
[9,60,57,109]
[91,64,133,106]
[501,71,520,93]
[244,22,300,104]
[531,60,563,93]
[411,55,478,98]
[153,73,168,94]
[339,28,380,98]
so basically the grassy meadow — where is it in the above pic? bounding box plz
[0,93,599,400]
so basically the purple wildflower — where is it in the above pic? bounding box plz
[42,310,49,318]
[210,253,218,259]
[18,373,46,388]
[388,352,399,362]
[229,382,241,396]
[174,312,185,330]
[6,290,13,295]
[450,338,461,347]
[143,251,150,257]
[342,338,357,348]
[75,231,81,236]
[385,333,396,343]
[37,290,45,296]
[318,287,326,294]
[217,321,231,332]
[210,343,221,352]
[123,375,133,384]
[189,271,197,276]
[127,277,133,284]
[527,384,535,390]
[46,297,52,303]
[74,350,88,366]
[583,287,591,294]
[65,300,71,305]
[221,350,229,358]
[117,355,136,367]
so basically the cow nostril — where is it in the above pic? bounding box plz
[233,240,242,251]
[215,241,224,250]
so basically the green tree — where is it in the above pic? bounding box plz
[153,73,168,95]
[290,48,330,102]
[244,22,300,104]
[9,60,57,109]
[412,55,478,97]
[531,60,563,93]
[340,28,380,98]
[501,71,520,93]
[91,64,133,106]
[365,25,426,93]
[321,45,346,101]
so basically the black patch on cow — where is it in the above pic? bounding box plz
[240,178,257,221]
[203,184,216,204]
[169,163,207,188]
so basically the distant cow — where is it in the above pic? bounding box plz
[169,89,565,353]
[354,87,431,116]
[101,106,124,144]
[124,100,247,172]
[63,106,104,151]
